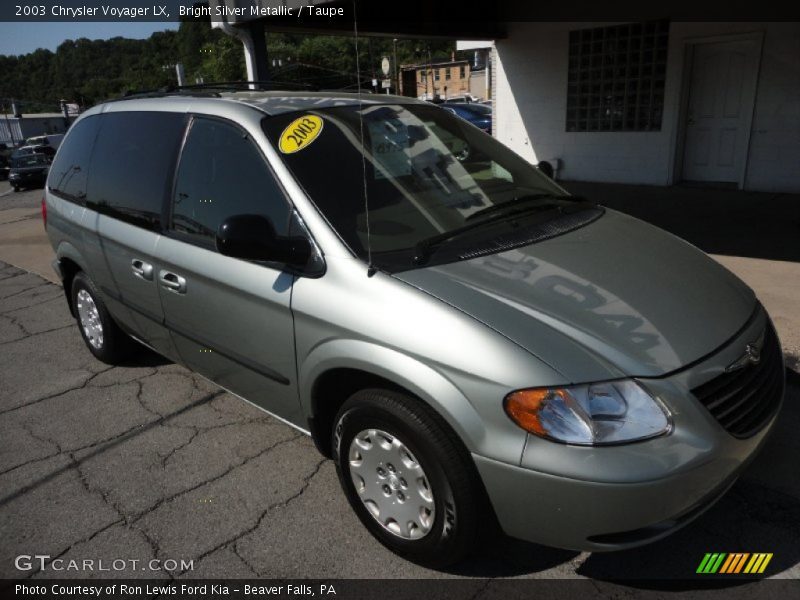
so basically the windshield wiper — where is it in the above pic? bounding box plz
[412,195,594,266]
[412,209,545,266]
[465,193,585,222]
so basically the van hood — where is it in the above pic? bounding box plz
[393,209,756,381]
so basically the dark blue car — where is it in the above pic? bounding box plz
[440,102,492,133]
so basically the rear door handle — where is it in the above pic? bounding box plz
[159,270,187,294]
[131,258,154,281]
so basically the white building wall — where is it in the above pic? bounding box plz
[494,22,800,192]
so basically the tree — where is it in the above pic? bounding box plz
[0,23,456,109]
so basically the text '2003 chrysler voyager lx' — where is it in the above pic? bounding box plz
[44,90,785,567]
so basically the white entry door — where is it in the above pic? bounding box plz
[682,38,760,184]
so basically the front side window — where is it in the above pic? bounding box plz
[263,103,601,272]
[170,117,292,247]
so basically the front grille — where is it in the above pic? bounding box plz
[691,325,784,438]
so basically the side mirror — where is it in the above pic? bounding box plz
[216,214,312,268]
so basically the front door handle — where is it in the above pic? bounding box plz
[159,270,187,294]
[131,258,154,281]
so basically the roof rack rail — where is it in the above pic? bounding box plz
[178,80,318,91]
[113,80,317,102]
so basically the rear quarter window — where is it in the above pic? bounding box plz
[87,111,186,230]
[48,115,101,202]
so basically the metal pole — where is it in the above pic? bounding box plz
[4,101,16,146]
[427,47,434,100]
[393,38,398,94]
[175,63,186,86]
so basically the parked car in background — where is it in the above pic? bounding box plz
[25,133,65,150]
[445,94,482,104]
[9,153,50,191]
[440,102,492,133]
[11,144,56,160]
[0,155,8,181]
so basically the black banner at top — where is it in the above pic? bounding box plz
[0,0,799,24]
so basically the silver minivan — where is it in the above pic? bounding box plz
[45,91,784,567]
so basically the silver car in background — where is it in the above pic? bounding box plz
[44,91,784,567]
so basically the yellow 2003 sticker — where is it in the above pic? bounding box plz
[278,115,324,154]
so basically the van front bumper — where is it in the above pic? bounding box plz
[473,445,752,552]
[474,308,784,551]
[472,390,778,552]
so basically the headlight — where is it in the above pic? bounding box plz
[503,380,671,445]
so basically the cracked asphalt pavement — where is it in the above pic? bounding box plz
[1,261,799,582]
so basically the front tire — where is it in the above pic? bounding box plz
[71,272,134,364]
[333,388,484,567]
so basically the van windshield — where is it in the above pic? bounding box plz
[262,103,601,271]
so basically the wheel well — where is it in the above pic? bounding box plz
[59,257,82,317]
[309,368,407,458]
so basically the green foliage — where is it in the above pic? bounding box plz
[0,16,455,111]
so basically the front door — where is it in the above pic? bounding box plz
[681,38,760,185]
[156,115,304,427]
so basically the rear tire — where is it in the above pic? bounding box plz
[333,388,484,568]
[71,272,135,364]
[12,185,19,192]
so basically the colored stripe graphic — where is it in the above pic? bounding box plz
[719,553,748,573]
[697,553,713,573]
[698,552,773,574]
[744,553,774,574]
[719,554,736,573]
[697,553,727,573]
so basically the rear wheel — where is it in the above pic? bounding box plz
[12,185,19,192]
[71,272,134,364]
[333,388,484,567]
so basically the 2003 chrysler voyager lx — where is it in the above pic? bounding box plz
[44,90,785,567]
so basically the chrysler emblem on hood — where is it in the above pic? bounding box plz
[725,334,764,372]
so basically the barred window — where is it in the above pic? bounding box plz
[566,20,669,132]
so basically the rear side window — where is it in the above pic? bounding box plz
[48,115,100,202]
[88,111,186,230]
[169,116,291,246]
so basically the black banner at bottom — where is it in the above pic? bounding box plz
[3,579,799,600]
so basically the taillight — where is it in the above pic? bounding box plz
[41,196,47,229]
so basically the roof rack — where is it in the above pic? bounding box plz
[113,80,317,102]
[178,80,317,91]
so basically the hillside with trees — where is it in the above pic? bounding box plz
[0,14,456,113]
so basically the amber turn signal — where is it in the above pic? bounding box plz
[504,388,567,436]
